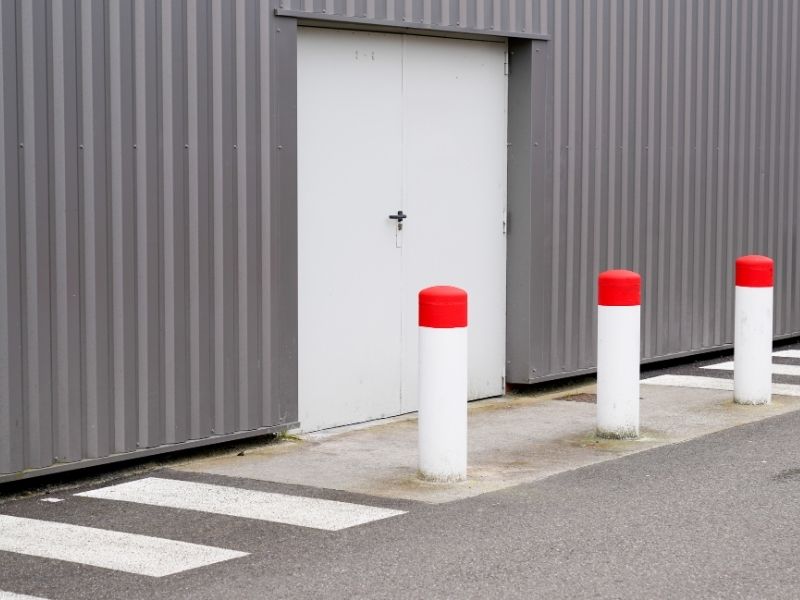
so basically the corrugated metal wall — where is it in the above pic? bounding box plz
[276,0,549,38]
[0,0,296,478]
[514,0,800,383]
[4,0,800,474]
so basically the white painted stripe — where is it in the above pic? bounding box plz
[699,361,735,371]
[0,515,247,577]
[77,477,406,531]
[0,592,51,600]
[643,375,735,391]
[642,374,800,397]
[773,349,800,359]
[700,361,800,377]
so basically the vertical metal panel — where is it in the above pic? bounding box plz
[1,0,294,480]
[111,0,138,454]
[134,0,161,450]
[20,0,54,468]
[269,15,299,427]
[510,0,800,383]
[80,0,112,459]
[277,0,548,38]
[260,1,272,426]
[0,0,25,474]
[51,0,83,463]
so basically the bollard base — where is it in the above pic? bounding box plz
[733,396,771,406]
[596,426,640,440]
[418,470,467,484]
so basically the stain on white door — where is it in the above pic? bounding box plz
[298,28,506,432]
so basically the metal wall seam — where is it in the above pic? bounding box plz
[777,0,787,324]
[162,0,177,445]
[0,0,24,474]
[259,0,273,427]
[52,0,83,463]
[187,0,200,440]
[789,1,800,333]
[235,0,251,432]
[109,0,130,454]
[0,0,8,472]
[21,0,54,468]
[135,0,160,450]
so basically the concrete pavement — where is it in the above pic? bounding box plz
[175,347,800,504]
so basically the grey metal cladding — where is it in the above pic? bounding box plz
[509,0,800,383]
[275,0,549,38]
[4,0,800,477]
[0,0,296,478]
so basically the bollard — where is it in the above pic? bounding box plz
[734,255,774,405]
[417,286,468,482]
[596,270,641,439]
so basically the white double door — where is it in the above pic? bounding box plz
[297,27,507,431]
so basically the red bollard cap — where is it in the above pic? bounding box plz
[736,255,773,287]
[419,286,468,328]
[598,270,641,306]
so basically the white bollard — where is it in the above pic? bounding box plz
[418,286,468,482]
[734,255,774,405]
[596,270,641,439]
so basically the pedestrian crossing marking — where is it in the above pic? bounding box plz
[773,349,800,359]
[0,515,248,577]
[700,361,800,377]
[0,592,51,600]
[76,477,406,531]
[642,374,800,397]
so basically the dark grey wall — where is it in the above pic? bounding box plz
[508,0,800,383]
[0,0,297,481]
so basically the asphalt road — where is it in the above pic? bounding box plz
[1,404,800,599]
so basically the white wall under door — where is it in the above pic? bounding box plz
[298,27,507,432]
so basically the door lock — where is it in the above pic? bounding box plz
[389,210,407,230]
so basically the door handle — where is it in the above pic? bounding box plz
[389,210,407,231]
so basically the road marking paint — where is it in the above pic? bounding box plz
[39,498,63,503]
[76,477,406,531]
[0,515,247,577]
[642,374,800,397]
[773,349,800,359]
[0,592,51,600]
[700,361,800,377]
[643,375,735,391]
[698,361,736,371]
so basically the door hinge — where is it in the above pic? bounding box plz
[502,209,507,234]
[504,51,510,75]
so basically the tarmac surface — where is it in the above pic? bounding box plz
[1,342,800,599]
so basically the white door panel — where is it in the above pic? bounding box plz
[298,28,506,431]
[401,36,507,412]
[297,29,403,431]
